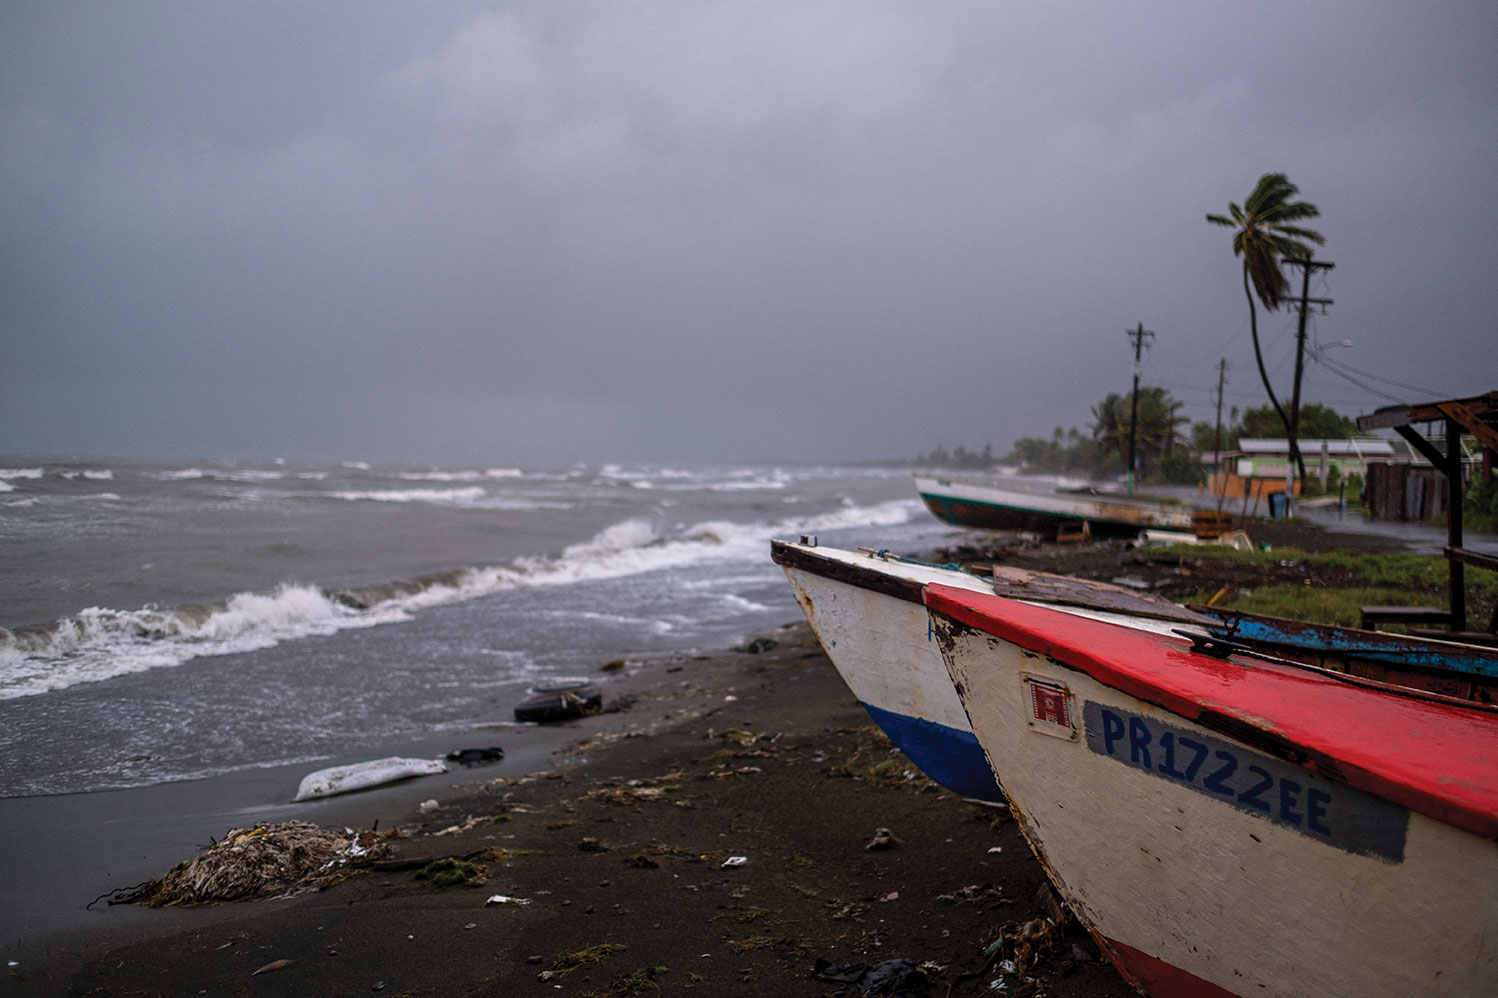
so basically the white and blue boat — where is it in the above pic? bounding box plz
[770,539,1203,802]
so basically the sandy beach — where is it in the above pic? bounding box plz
[5,618,1132,997]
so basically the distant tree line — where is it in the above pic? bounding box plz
[911,443,996,468]
[914,390,1357,487]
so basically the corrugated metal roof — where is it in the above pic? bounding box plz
[1238,438,1396,456]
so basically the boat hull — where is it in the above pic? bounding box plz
[915,474,1193,536]
[771,541,1197,804]
[774,543,1003,801]
[930,593,1498,996]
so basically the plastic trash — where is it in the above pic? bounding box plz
[293,757,446,802]
[812,958,928,997]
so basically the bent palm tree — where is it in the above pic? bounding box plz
[1207,173,1324,479]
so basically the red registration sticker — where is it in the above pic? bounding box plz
[1025,677,1074,736]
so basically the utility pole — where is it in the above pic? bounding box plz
[1213,358,1228,512]
[1282,257,1334,516]
[1126,322,1155,496]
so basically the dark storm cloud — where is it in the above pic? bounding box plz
[3,2,1495,463]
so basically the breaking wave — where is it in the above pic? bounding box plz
[0,498,918,700]
[326,486,488,504]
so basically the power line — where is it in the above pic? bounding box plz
[1314,353,1443,398]
[1313,356,1408,404]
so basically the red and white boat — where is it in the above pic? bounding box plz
[925,583,1498,997]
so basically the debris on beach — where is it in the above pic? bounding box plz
[292,756,447,801]
[981,917,1063,980]
[485,894,532,906]
[811,957,929,997]
[546,943,627,980]
[446,745,505,766]
[514,682,604,722]
[114,821,389,907]
[937,883,1010,907]
[864,826,901,850]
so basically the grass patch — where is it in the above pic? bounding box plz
[475,846,543,861]
[413,857,485,889]
[551,943,626,978]
[1183,544,1495,591]
[612,966,668,993]
[1192,586,1421,627]
[1179,544,1498,626]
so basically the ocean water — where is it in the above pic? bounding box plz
[0,458,960,797]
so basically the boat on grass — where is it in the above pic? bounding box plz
[914,474,1194,537]
[926,583,1498,997]
[770,539,1208,803]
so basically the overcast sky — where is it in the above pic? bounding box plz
[3,2,1494,464]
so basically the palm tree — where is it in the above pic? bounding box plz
[1206,173,1324,479]
[1090,387,1187,479]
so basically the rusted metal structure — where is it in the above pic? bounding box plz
[1357,391,1498,638]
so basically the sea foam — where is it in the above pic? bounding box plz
[0,497,917,699]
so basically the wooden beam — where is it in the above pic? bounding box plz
[1446,546,1498,572]
[1395,424,1445,467]
[1357,404,1416,431]
[1447,416,1466,631]
[1357,391,1498,431]
[1438,400,1498,454]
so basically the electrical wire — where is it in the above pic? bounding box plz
[1313,355,1409,404]
[1316,354,1442,399]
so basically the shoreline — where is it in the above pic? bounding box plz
[0,641,743,980]
[4,621,1133,997]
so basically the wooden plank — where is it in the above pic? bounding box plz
[1360,605,1453,630]
[989,566,1212,625]
[1356,391,1498,431]
[1410,629,1498,648]
[1446,546,1498,572]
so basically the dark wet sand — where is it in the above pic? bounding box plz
[4,622,1131,997]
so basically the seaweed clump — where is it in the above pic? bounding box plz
[111,821,388,907]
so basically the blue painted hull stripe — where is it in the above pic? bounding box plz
[860,701,1004,803]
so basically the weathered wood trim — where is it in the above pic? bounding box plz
[769,541,926,604]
